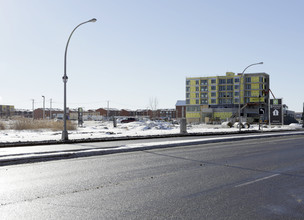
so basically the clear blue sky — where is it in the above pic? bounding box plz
[1,0,303,112]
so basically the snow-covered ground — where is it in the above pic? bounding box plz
[0,120,302,143]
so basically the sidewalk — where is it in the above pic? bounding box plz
[1,130,304,167]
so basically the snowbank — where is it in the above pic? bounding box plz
[0,120,302,143]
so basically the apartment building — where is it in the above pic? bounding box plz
[186,72,270,123]
[0,105,15,118]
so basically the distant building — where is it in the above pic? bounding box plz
[175,100,186,119]
[135,109,152,118]
[14,109,33,118]
[154,109,176,120]
[33,108,64,120]
[0,105,15,118]
[95,108,120,117]
[186,72,270,123]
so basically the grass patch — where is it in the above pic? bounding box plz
[10,118,77,131]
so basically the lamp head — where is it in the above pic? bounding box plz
[89,18,97,23]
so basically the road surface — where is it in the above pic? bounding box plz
[1,135,304,219]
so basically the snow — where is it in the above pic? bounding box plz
[0,120,302,143]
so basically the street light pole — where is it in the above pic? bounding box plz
[238,62,263,132]
[62,18,97,141]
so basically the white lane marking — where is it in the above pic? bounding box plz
[235,174,280,188]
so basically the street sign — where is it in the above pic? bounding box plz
[259,108,265,115]
[269,99,283,125]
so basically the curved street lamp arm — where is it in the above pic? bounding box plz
[64,18,97,78]
[241,62,264,75]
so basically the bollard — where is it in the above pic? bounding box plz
[180,118,187,134]
[113,117,117,128]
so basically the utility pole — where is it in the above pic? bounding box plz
[107,100,109,120]
[42,96,45,119]
[32,99,35,119]
[50,98,52,120]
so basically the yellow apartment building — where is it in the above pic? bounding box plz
[185,72,270,123]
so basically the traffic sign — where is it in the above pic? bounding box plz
[270,98,283,125]
[259,108,265,115]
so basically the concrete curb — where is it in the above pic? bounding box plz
[0,130,303,167]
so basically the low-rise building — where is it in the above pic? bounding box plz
[175,100,186,119]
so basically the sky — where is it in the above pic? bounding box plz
[0,0,304,112]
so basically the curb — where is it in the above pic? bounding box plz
[0,130,303,167]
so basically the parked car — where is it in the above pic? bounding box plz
[121,118,136,123]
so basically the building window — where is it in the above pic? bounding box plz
[219,92,226,98]
[201,86,208,92]
[245,91,251,97]
[219,99,226,104]
[246,77,251,83]
[227,78,233,84]
[201,93,208,98]
[196,87,199,92]
[234,98,239,103]
[196,93,199,98]
[211,79,216,84]
[259,84,264,89]
[245,84,251,89]
[235,78,240,83]
[195,80,199,85]
[227,99,233,104]
[234,92,239,96]
[227,92,233,97]
[259,77,264,83]
[196,99,199,104]
[211,99,216,104]
[211,92,216,97]
[186,93,190,98]
[211,86,216,90]
[187,105,200,112]
[219,86,226,91]
[186,100,190,104]
[186,87,190,92]
[201,99,208,104]
[219,79,226,84]
[186,80,190,85]
[227,85,233,91]
[259,91,264,97]
[201,80,208,85]
[234,85,239,90]
[245,98,250,103]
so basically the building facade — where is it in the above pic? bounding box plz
[186,72,270,123]
[0,105,14,118]
[175,100,186,119]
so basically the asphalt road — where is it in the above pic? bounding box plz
[1,135,304,219]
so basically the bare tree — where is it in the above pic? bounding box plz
[149,97,159,119]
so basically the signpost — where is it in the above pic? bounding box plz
[78,107,83,127]
[269,98,283,125]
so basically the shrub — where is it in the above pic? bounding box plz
[10,118,77,131]
[0,121,6,130]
